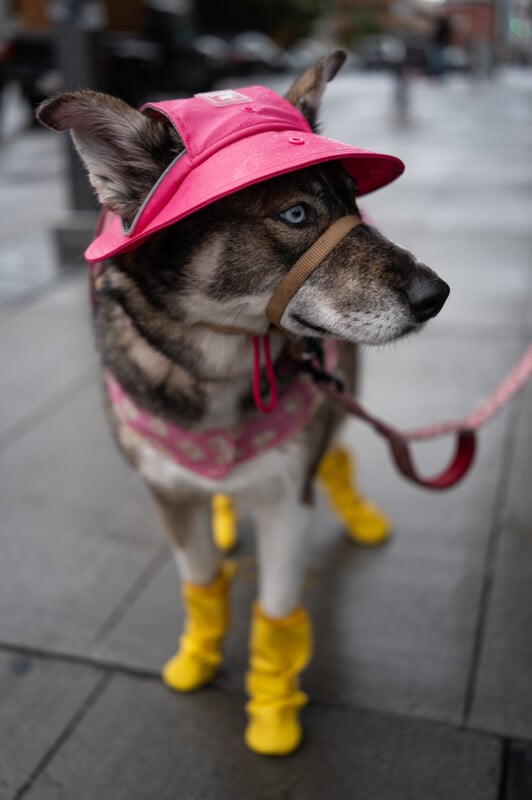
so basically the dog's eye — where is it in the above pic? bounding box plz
[279,204,307,225]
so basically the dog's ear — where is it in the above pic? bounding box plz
[284,50,346,130]
[36,91,182,224]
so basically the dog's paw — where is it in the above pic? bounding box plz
[342,498,392,546]
[162,650,218,693]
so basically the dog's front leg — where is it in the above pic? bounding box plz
[151,492,233,693]
[244,478,312,756]
[254,490,311,619]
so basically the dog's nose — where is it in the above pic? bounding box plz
[406,276,450,322]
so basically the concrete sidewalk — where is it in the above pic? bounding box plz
[1,69,531,799]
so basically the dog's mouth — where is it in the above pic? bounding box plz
[290,313,332,336]
[289,310,420,344]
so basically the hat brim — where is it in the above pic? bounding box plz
[85,128,404,263]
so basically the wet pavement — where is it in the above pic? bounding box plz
[1,68,531,799]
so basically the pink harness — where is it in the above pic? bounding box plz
[107,342,338,480]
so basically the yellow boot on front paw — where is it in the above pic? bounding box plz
[245,604,312,756]
[212,494,238,553]
[162,562,234,693]
[318,447,392,546]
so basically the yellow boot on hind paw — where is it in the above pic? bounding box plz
[162,562,234,693]
[318,447,393,546]
[343,498,392,546]
[212,494,238,553]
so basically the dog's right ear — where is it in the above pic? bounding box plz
[37,91,182,224]
[285,50,346,131]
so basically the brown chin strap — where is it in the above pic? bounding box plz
[201,214,362,336]
[266,214,362,328]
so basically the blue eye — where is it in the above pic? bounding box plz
[279,204,306,225]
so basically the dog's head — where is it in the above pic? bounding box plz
[37,52,448,345]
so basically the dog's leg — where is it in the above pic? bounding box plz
[254,493,310,619]
[152,492,234,692]
[243,481,312,756]
[154,493,221,584]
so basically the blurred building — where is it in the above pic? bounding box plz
[10,0,151,33]
[332,0,531,65]
[442,0,531,64]
[501,0,532,61]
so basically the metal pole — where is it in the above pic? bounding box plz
[50,0,105,261]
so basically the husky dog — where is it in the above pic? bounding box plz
[37,52,449,756]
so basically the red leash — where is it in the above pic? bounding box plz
[252,335,278,413]
[319,344,532,490]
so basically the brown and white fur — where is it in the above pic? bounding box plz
[37,54,448,681]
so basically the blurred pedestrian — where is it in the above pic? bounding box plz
[427,13,452,77]
[387,37,409,123]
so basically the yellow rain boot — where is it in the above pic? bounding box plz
[212,494,238,553]
[162,561,234,692]
[245,604,312,756]
[318,447,392,546]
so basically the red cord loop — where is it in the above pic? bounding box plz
[252,335,278,413]
[317,341,532,490]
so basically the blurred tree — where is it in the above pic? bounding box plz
[193,0,325,44]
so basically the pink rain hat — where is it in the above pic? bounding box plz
[85,85,404,263]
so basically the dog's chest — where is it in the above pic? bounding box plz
[107,364,321,481]
[115,414,307,498]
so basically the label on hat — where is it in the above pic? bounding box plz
[195,90,252,107]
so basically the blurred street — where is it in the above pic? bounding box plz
[1,67,532,799]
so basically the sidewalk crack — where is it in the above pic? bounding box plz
[462,366,527,727]
[13,671,112,799]
[89,543,170,650]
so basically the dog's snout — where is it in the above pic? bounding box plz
[406,276,450,323]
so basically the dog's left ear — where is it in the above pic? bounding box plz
[284,50,346,130]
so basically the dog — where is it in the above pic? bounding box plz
[37,51,449,756]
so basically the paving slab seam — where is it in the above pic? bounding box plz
[0,639,519,745]
[305,694,510,750]
[0,364,98,455]
[2,636,527,789]
[503,740,532,800]
[0,641,161,681]
[12,671,111,800]
[89,543,170,649]
[497,738,511,800]
[462,349,528,727]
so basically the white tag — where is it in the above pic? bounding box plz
[195,90,252,107]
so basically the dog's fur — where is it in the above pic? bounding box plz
[37,54,448,626]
